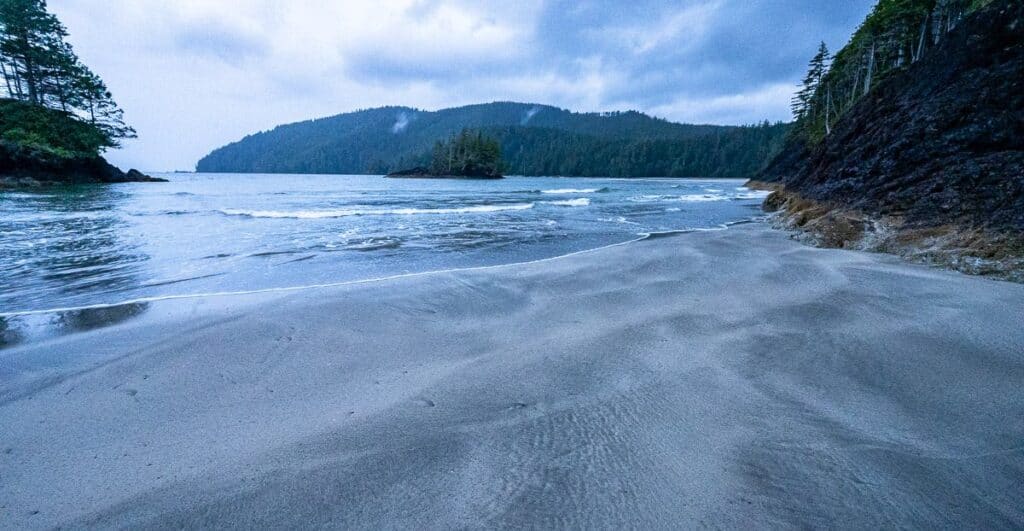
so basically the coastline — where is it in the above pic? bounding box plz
[748,181,1024,283]
[384,175,504,180]
[2,223,1023,528]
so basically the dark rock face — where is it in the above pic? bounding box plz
[385,167,432,177]
[761,2,1024,232]
[386,166,503,179]
[124,169,165,182]
[0,141,166,186]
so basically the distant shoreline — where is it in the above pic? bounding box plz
[385,174,504,180]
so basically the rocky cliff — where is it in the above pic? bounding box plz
[758,1,1023,280]
[0,141,165,187]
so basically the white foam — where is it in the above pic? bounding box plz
[541,188,601,194]
[628,194,671,203]
[678,194,729,202]
[734,190,772,200]
[548,198,591,207]
[221,203,535,219]
[600,216,641,225]
[631,194,729,203]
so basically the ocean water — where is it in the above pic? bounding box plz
[0,174,768,340]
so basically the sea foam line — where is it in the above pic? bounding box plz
[540,188,607,194]
[221,203,534,219]
[0,218,763,319]
[548,198,590,207]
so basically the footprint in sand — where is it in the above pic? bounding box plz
[413,398,436,408]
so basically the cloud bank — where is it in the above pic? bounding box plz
[51,0,874,170]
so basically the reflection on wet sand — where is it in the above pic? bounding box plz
[0,316,23,348]
[0,303,151,349]
[56,302,150,332]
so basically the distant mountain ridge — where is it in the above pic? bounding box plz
[196,102,788,178]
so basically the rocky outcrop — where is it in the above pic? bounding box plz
[386,166,504,179]
[759,1,1024,279]
[750,181,1024,282]
[0,141,166,187]
[124,169,164,182]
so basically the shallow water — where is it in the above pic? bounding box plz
[0,174,767,320]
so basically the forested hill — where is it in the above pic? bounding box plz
[759,0,1022,278]
[196,102,788,178]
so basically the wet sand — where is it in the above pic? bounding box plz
[1,224,1023,528]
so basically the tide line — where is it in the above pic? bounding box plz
[0,220,759,319]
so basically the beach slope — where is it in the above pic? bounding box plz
[1,224,1023,528]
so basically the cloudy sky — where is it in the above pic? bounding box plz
[51,0,874,171]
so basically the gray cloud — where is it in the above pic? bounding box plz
[173,22,268,63]
[50,0,875,171]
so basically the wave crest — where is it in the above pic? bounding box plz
[220,203,535,219]
[541,187,608,194]
[548,198,591,207]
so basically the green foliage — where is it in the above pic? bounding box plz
[792,0,991,144]
[0,0,134,155]
[0,97,107,156]
[198,103,790,178]
[487,121,788,178]
[429,129,502,177]
[791,42,830,122]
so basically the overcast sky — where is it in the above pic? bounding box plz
[51,0,875,171]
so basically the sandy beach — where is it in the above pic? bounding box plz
[2,223,1023,529]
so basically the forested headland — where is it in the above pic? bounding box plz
[0,0,156,184]
[197,102,789,178]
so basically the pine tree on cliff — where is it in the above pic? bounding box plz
[789,0,997,145]
[0,0,134,149]
[792,42,830,121]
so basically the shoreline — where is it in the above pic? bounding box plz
[0,222,756,320]
[2,223,1023,528]
[748,181,1024,283]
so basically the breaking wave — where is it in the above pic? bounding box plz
[541,187,608,194]
[220,203,535,219]
[547,198,591,207]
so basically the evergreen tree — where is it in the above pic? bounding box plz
[792,42,830,121]
[790,0,994,144]
[0,0,134,150]
[428,129,503,177]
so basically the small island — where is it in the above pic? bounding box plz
[387,129,504,179]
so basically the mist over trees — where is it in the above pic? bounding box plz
[0,0,133,155]
[791,0,993,143]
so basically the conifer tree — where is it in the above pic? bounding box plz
[792,42,830,121]
[0,0,134,149]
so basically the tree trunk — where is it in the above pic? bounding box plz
[825,87,833,135]
[0,59,14,97]
[10,60,25,99]
[864,41,876,96]
[915,15,929,62]
[851,66,861,106]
